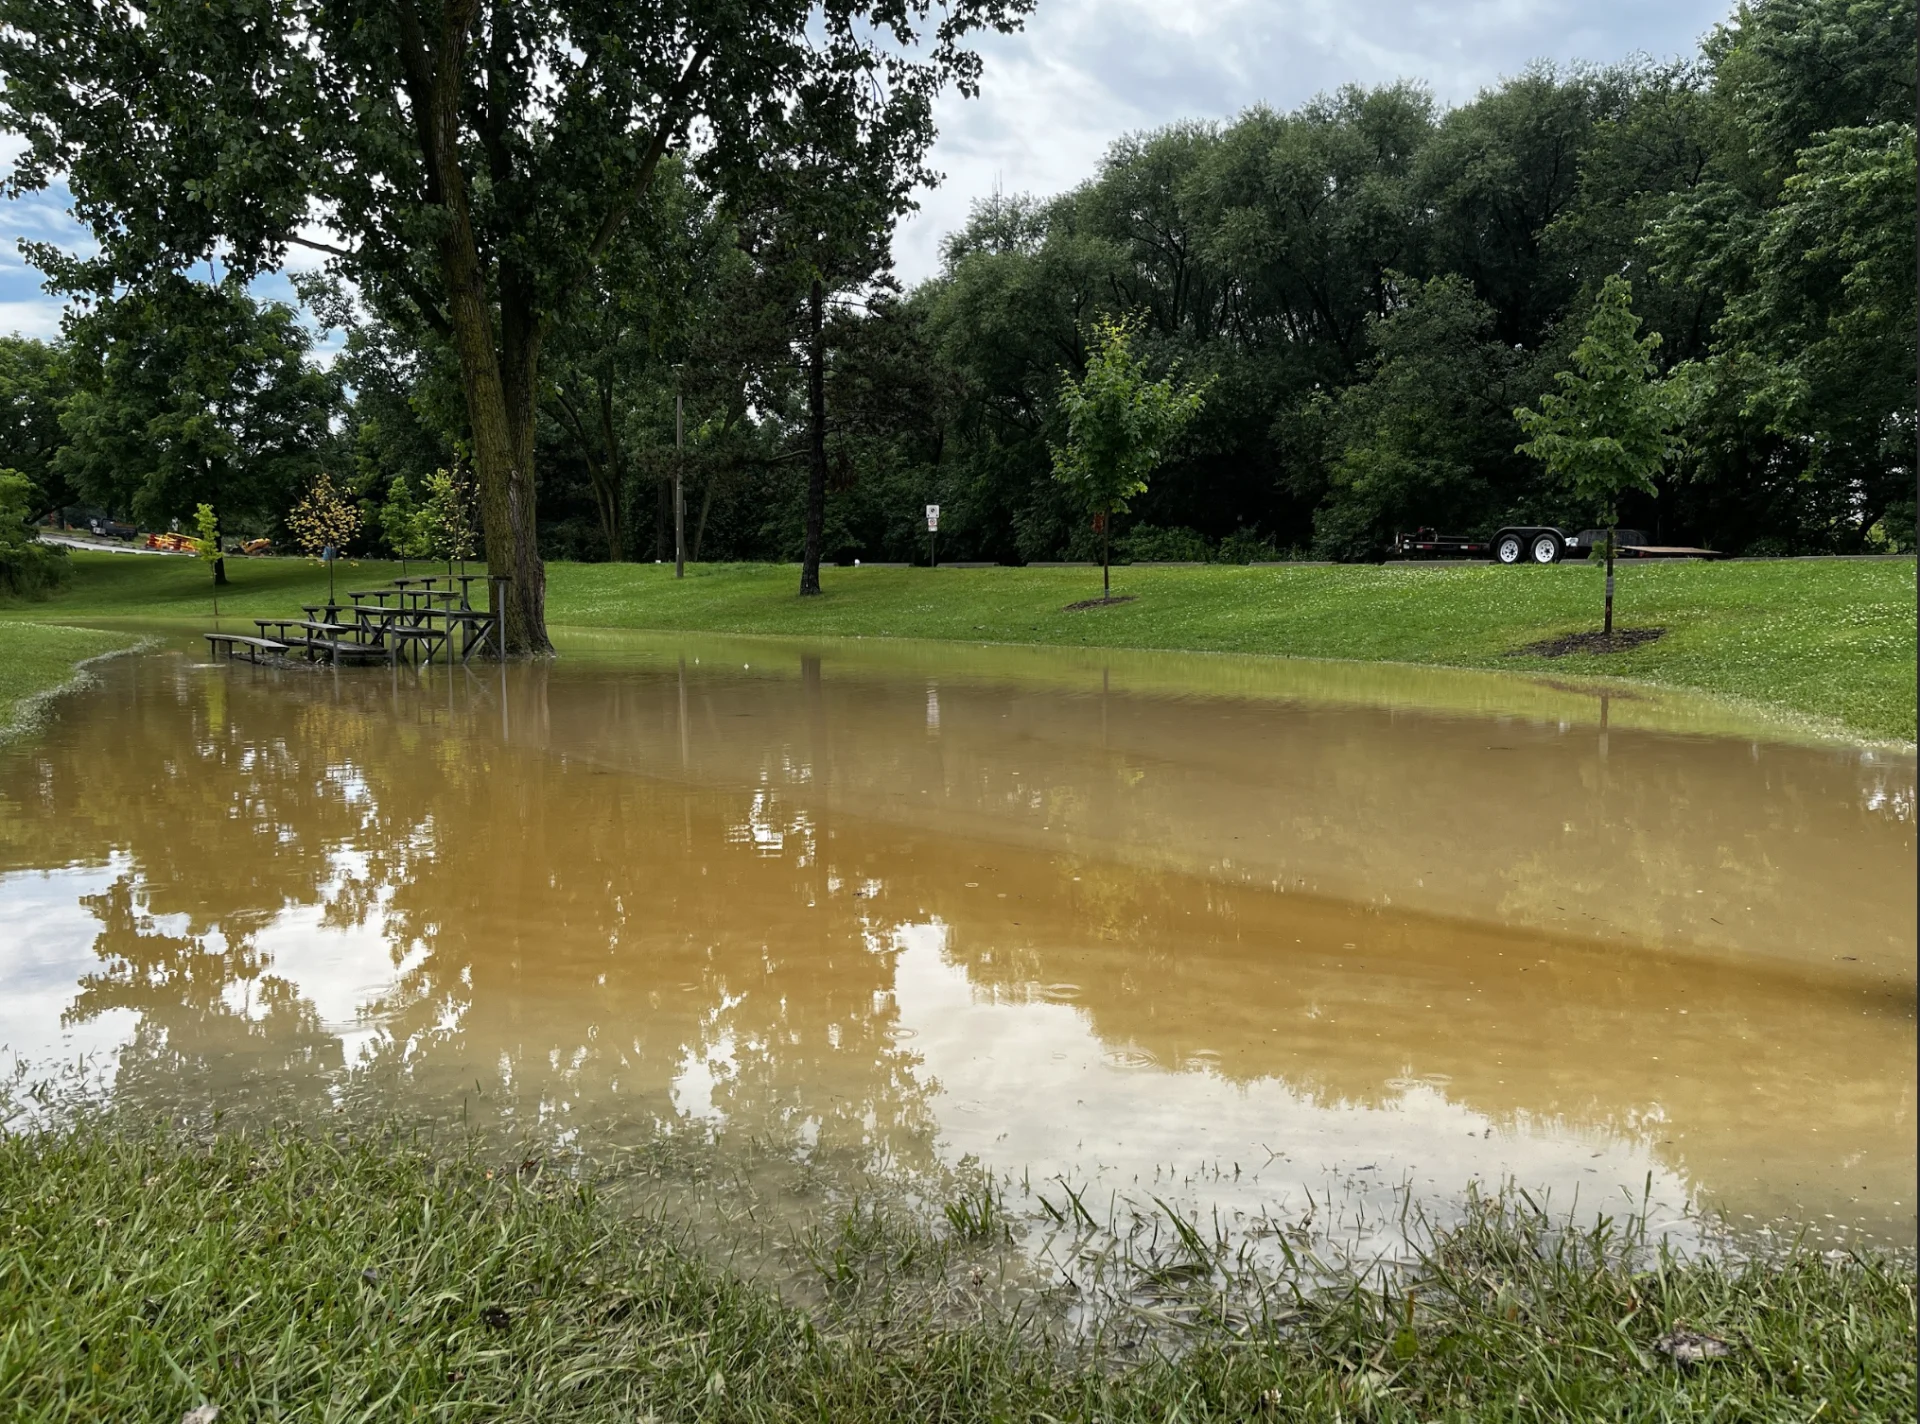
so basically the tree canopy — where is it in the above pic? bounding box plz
[0,0,1905,585]
[0,0,1033,645]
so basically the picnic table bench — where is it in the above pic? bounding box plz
[206,633,289,663]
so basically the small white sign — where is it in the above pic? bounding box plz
[925,504,940,531]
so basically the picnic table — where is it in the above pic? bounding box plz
[208,571,509,675]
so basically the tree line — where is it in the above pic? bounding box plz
[0,0,1910,631]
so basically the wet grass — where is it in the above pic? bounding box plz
[0,622,142,738]
[4,1124,1913,1422]
[551,559,1917,743]
[5,551,1912,740]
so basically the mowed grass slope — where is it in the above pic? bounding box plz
[3,550,1913,740]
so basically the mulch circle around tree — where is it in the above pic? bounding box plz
[1064,595,1137,611]
[1508,627,1666,658]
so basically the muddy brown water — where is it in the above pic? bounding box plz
[1,633,1912,1251]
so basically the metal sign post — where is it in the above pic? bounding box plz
[925,504,940,568]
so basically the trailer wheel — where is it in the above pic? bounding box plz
[1494,533,1524,564]
[1530,533,1561,564]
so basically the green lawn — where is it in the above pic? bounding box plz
[3,550,1914,740]
[0,620,141,737]
[6,1125,1913,1424]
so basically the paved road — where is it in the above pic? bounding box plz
[38,534,191,557]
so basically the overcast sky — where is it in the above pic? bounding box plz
[0,0,1735,341]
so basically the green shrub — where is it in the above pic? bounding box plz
[0,469,69,598]
[1119,522,1212,562]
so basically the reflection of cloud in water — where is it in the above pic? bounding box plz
[671,1030,736,1125]
[253,893,422,1068]
[889,920,1698,1243]
[0,859,418,1084]
[0,863,139,1079]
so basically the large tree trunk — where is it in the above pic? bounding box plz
[415,12,550,658]
[437,245,550,653]
[799,276,827,597]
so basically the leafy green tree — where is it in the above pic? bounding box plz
[1648,0,1915,551]
[1316,274,1538,559]
[0,336,73,519]
[1515,277,1690,634]
[0,0,1030,651]
[53,281,339,557]
[0,466,66,596]
[1050,315,1208,600]
[379,475,431,574]
[421,466,478,575]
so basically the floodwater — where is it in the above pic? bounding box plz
[1,633,1912,1251]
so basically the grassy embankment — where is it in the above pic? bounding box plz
[3,1126,1912,1422]
[0,620,142,738]
[3,549,1913,739]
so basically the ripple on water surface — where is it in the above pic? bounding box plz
[0,633,1911,1254]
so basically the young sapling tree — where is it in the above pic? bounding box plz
[1514,276,1691,636]
[421,465,477,576]
[1050,315,1208,602]
[190,501,222,617]
[287,472,360,610]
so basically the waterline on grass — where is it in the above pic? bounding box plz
[0,627,150,742]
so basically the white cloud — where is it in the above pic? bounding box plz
[0,297,67,339]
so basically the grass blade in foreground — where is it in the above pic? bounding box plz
[2,1127,1912,1421]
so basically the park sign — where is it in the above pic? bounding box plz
[926,505,940,531]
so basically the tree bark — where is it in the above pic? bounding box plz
[554,387,622,564]
[693,469,716,563]
[1101,510,1110,600]
[405,0,550,656]
[596,379,624,561]
[799,276,827,597]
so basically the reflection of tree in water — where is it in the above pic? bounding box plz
[10,656,944,1178]
[356,713,943,1174]
[66,876,341,1115]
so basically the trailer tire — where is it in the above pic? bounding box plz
[1530,533,1561,564]
[1494,533,1525,564]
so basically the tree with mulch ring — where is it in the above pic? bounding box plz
[1515,276,1691,636]
[1511,627,1666,657]
[1050,314,1208,605]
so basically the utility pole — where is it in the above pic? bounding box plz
[674,377,686,579]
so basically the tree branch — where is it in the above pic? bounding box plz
[541,35,716,340]
[285,233,359,262]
